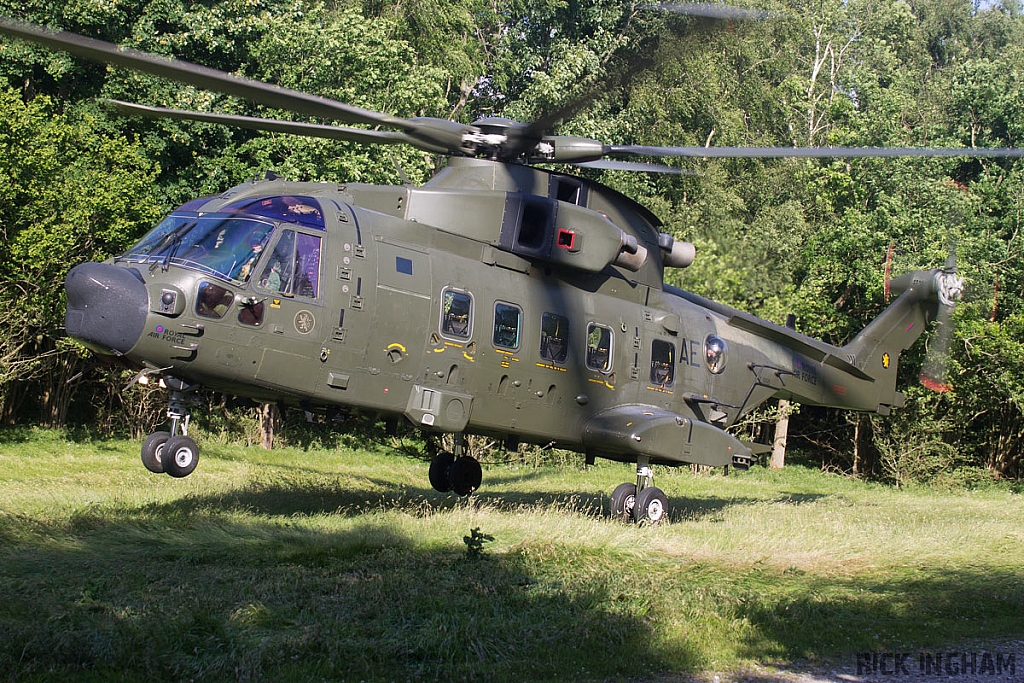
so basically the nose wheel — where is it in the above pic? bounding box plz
[610,457,668,524]
[140,378,201,478]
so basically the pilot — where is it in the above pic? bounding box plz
[264,260,283,291]
[237,232,267,280]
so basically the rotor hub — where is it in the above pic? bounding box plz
[936,271,964,307]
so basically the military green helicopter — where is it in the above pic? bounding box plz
[2,11,1020,523]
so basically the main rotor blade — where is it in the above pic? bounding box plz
[0,18,406,128]
[0,17,473,152]
[609,144,1024,158]
[103,100,444,150]
[572,159,694,174]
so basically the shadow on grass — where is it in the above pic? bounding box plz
[112,469,769,525]
[0,513,689,682]
[5,503,1024,682]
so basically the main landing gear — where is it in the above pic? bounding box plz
[140,379,201,478]
[428,434,482,496]
[610,456,668,524]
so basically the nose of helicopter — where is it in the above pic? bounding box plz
[65,262,150,355]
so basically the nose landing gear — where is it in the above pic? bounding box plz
[140,378,201,478]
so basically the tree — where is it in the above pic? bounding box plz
[0,89,160,425]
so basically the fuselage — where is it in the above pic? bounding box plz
[65,158,916,468]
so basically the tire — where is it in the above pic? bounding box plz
[140,431,170,474]
[609,482,637,521]
[162,435,200,478]
[634,486,668,524]
[448,456,482,496]
[428,451,455,492]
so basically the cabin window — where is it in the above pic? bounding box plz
[493,302,522,350]
[540,312,569,363]
[195,282,233,319]
[705,335,728,374]
[650,339,675,386]
[586,324,612,372]
[441,288,473,339]
[258,230,322,299]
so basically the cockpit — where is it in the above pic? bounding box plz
[119,195,325,288]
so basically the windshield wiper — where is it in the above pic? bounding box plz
[146,221,195,272]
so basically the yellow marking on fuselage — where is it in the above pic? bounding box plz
[535,362,567,373]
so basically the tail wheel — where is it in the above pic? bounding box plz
[610,482,637,521]
[162,435,200,478]
[448,456,482,496]
[140,431,170,474]
[429,451,455,492]
[634,486,668,524]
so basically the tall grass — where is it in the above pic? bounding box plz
[2,428,1023,681]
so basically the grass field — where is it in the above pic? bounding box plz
[2,427,1023,682]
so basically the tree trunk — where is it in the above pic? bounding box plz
[771,399,791,469]
[260,403,280,450]
[852,414,877,476]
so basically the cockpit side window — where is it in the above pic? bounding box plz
[257,229,322,299]
[195,282,234,319]
[294,232,322,298]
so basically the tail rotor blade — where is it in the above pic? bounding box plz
[919,255,963,393]
[919,301,954,393]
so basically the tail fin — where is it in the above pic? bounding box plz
[842,267,962,410]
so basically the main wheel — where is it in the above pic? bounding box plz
[448,456,482,496]
[634,486,668,524]
[428,451,455,492]
[162,435,200,478]
[140,431,170,474]
[609,482,637,521]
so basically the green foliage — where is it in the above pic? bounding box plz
[0,0,1022,478]
[0,88,160,425]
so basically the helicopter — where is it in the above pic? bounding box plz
[2,10,1020,523]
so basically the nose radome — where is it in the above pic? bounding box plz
[65,263,149,355]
